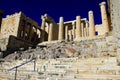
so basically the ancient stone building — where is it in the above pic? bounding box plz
[0,12,41,51]
[40,1,110,42]
[0,1,111,52]
[41,14,59,42]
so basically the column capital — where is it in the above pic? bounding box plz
[89,10,93,14]
[99,2,106,6]
[49,23,53,27]
[76,16,81,20]
[44,14,48,17]
[59,17,64,23]
[41,15,45,21]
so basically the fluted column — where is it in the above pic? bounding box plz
[41,16,46,30]
[41,16,46,42]
[86,21,89,37]
[58,17,64,40]
[100,2,109,33]
[88,11,95,37]
[81,22,84,37]
[45,23,49,33]
[69,30,72,41]
[65,25,69,41]
[84,27,86,37]
[75,16,81,38]
[72,21,75,39]
[48,23,53,41]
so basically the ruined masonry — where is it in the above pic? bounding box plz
[41,1,110,42]
[0,0,120,80]
[0,2,110,51]
[0,12,41,51]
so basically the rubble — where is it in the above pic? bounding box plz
[2,36,117,60]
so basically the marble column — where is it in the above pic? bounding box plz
[72,21,75,39]
[81,22,84,37]
[88,11,95,37]
[48,23,53,41]
[41,16,45,30]
[58,17,64,40]
[84,27,86,37]
[75,16,81,38]
[41,16,46,42]
[86,21,89,37]
[100,2,109,33]
[69,30,72,41]
[65,25,69,41]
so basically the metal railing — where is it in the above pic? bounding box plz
[8,58,36,80]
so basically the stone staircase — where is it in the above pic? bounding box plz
[0,57,120,80]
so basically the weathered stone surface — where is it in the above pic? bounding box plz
[1,56,120,80]
[108,0,120,63]
[0,12,41,51]
[1,36,116,61]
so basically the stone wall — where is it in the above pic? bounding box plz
[0,35,34,51]
[0,38,9,51]
[7,35,33,51]
[0,12,21,39]
[108,0,120,63]
[95,24,105,36]
[17,12,41,44]
[0,12,41,51]
[108,0,120,38]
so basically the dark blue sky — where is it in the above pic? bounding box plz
[0,0,107,26]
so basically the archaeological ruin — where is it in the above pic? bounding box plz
[0,12,42,51]
[0,0,120,80]
[41,2,110,42]
[0,1,111,52]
